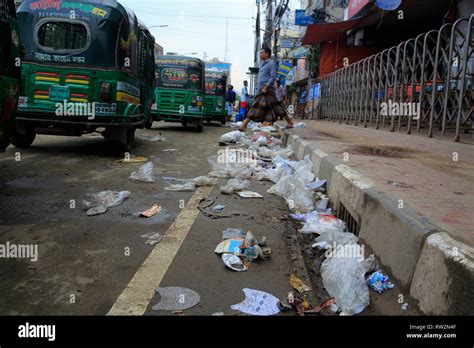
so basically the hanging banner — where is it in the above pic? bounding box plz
[295,9,316,26]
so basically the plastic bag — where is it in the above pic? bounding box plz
[313,230,358,246]
[227,165,253,179]
[258,165,291,183]
[220,178,250,194]
[300,214,347,234]
[83,190,131,216]
[165,182,196,192]
[220,130,245,143]
[321,255,370,315]
[268,175,315,213]
[294,155,315,185]
[129,162,156,183]
[193,176,217,187]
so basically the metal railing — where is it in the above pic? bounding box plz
[317,15,473,142]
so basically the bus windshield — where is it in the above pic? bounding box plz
[155,58,203,91]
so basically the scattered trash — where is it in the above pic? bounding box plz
[257,165,292,183]
[165,182,196,192]
[300,214,347,234]
[220,130,245,144]
[289,274,312,294]
[237,191,263,198]
[83,190,130,216]
[306,179,327,190]
[162,176,189,183]
[294,155,315,185]
[366,271,395,294]
[162,149,178,152]
[152,287,200,311]
[193,176,217,187]
[117,156,148,163]
[290,210,319,222]
[316,195,330,211]
[149,134,166,142]
[294,122,306,128]
[283,291,313,316]
[268,175,315,213]
[129,162,156,183]
[215,239,244,254]
[139,204,161,218]
[220,178,250,194]
[313,230,358,247]
[231,288,281,316]
[222,254,248,272]
[222,228,246,240]
[212,204,226,211]
[211,312,225,316]
[388,180,413,188]
[208,170,230,179]
[321,255,371,315]
[141,232,163,246]
[401,303,408,311]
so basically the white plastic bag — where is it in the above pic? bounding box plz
[321,255,370,315]
[193,176,217,187]
[129,162,156,183]
[268,175,315,213]
[165,182,196,192]
[313,230,358,246]
[258,165,291,183]
[300,214,347,234]
[294,155,315,185]
[220,178,250,194]
[220,130,245,143]
[83,190,131,216]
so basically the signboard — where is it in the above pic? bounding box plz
[295,9,316,26]
[205,63,231,77]
[348,0,371,19]
[280,39,296,49]
[277,62,293,78]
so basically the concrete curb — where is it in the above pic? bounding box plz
[281,129,474,315]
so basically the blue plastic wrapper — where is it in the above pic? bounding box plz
[366,271,395,294]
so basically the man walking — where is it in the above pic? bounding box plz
[239,47,293,131]
[225,85,236,121]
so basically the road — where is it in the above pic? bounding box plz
[0,122,418,316]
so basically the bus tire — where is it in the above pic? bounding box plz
[221,115,227,125]
[181,121,188,127]
[11,126,36,148]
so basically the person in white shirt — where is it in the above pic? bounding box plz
[241,80,249,103]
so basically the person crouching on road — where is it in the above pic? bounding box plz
[239,47,294,131]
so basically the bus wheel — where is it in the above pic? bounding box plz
[11,124,36,148]
[181,121,188,127]
[221,115,227,125]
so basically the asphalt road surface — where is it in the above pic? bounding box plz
[0,122,418,316]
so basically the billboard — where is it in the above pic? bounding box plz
[205,63,231,81]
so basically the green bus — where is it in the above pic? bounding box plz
[204,71,227,125]
[151,55,205,132]
[13,0,155,151]
[0,0,21,152]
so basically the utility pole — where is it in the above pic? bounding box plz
[224,19,229,62]
[263,0,273,49]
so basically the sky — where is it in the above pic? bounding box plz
[120,0,257,94]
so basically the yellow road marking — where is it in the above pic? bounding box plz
[107,186,213,316]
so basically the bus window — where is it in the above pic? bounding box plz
[37,20,89,53]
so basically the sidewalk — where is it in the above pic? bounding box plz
[287,120,473,247]
[277,119,474,315]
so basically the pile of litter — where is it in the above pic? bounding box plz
[215,229,271,272]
